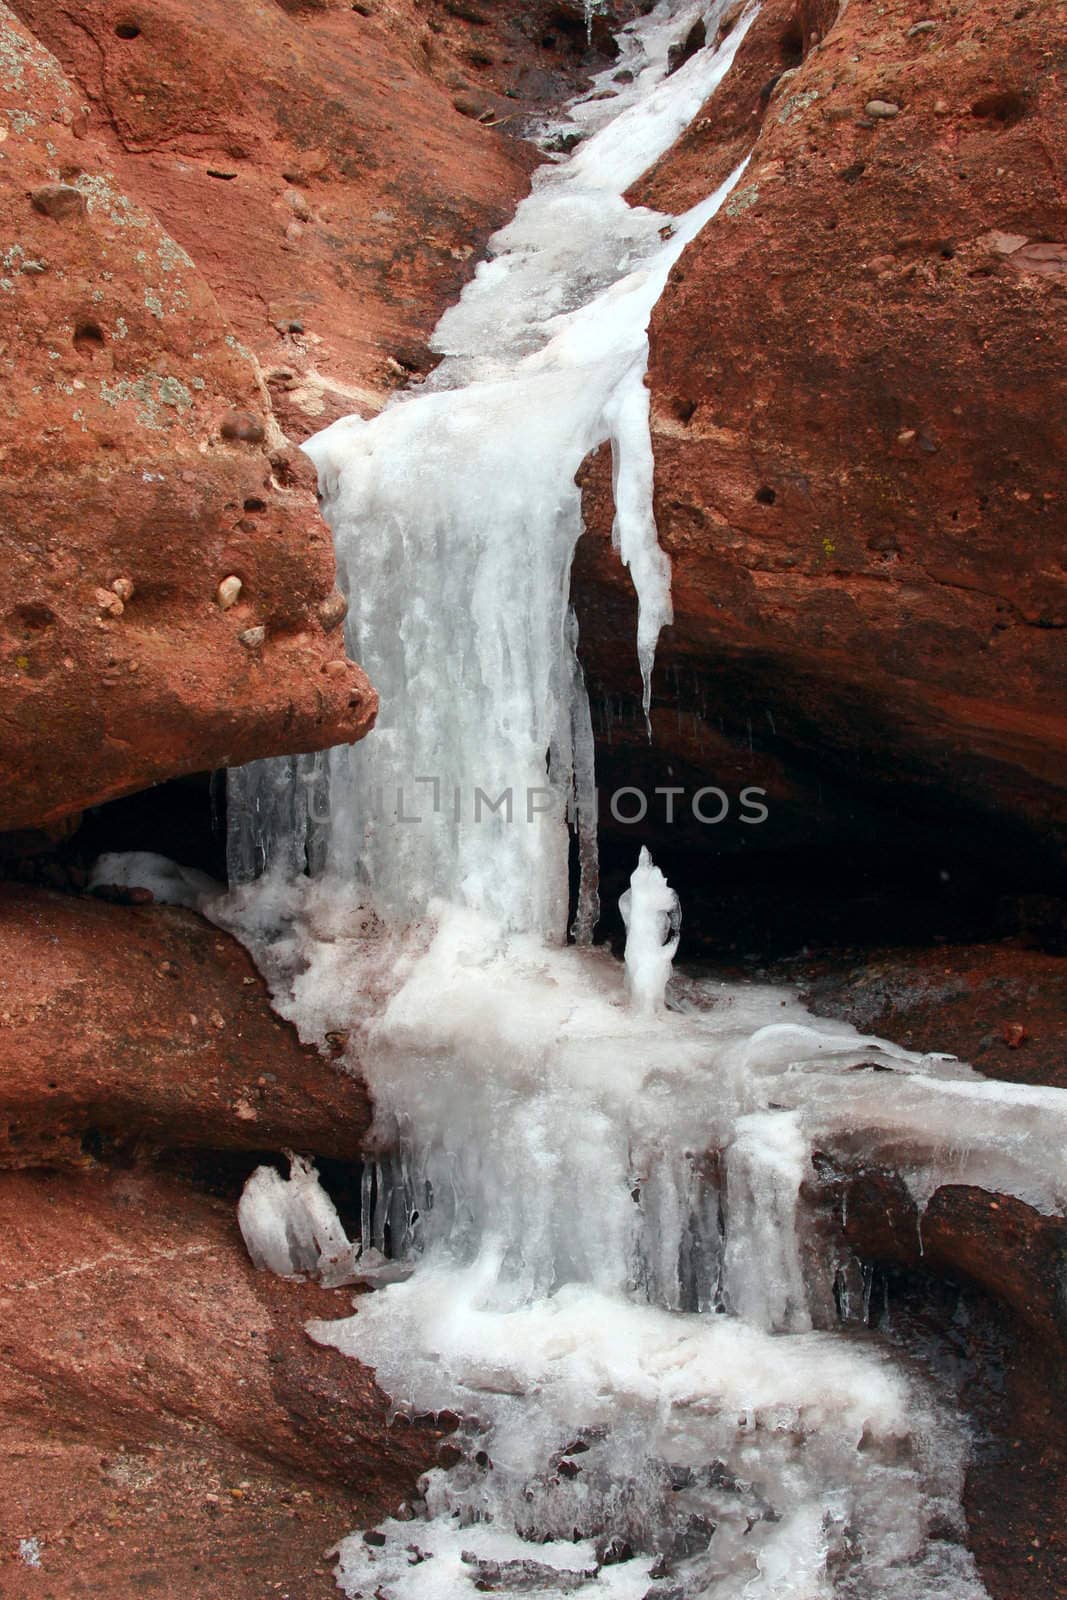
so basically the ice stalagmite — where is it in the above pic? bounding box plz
[238,1154,358,1286]
[620,846,681,1014]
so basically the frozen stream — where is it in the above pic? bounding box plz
[207,3,1067,1596]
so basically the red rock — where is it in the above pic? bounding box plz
[0,4,376,833]
[786,942,1067,1089]
[576,0,1067,871]
[0,1164,444,1599]
[0,882,372,1167]
[6,0,616,437]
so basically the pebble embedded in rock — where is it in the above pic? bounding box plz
[217,575,243,610]
[284,188,311,221]
[452,93,488,120]
[238,625,266,650]
[111,577,135,603]
[318,588,349,631]
[281,147,329,184]
[986,231,1029,256]
[270,299,307,333]
[30,184,86,221]
[220,410,266,444]
[907,19,937,36]
[323,659,349,678]
[865,99,901,118]
[94,586,124,618]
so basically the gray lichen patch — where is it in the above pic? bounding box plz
[158,235,194,273]
[99,372,195,429]
[0,5,76,116]
[777,88,819,125]
[73,173,150,231]
[725,184,760,218]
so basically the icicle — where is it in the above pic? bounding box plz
[565,607,601,945]
[604,359,673,732]
[721,1111,812,1333]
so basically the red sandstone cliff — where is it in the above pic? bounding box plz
[576,0,1067,888]
[0,2,376,830]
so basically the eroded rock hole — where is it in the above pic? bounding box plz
[0,771,229,896]
[971,90,1027,125]
[778,20,804,65]
[755,484,777,505]
[115,21,141,39]
[11,603,56,632]
[74,320,105,355]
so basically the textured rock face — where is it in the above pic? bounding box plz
[576,0,1067,885]
[0,883,372,1168]
[0,883,440,1595]
[795,942,1067,1600]
[0,3,376,832]
[6,0,607,437]
[0,1164,446,1599]
[790,940,1067,1089]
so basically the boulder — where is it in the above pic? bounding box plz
[0,883,372,1167]
[575,0,1067,891]
[0,1163,446,1598]
[0,4,376,833]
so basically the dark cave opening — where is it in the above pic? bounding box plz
[0,770,228,896]
[4,715,1064,967]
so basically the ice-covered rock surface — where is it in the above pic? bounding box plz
[88,850,221,909]
[220,2,1067,1595]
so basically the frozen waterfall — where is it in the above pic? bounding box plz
[226,0,755,939]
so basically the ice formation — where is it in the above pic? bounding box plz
[620,845,681,1013]
[88,849,220,909]
[238,1153,358,1287]
[219,3,1067,1596]
[226,0,756,937]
